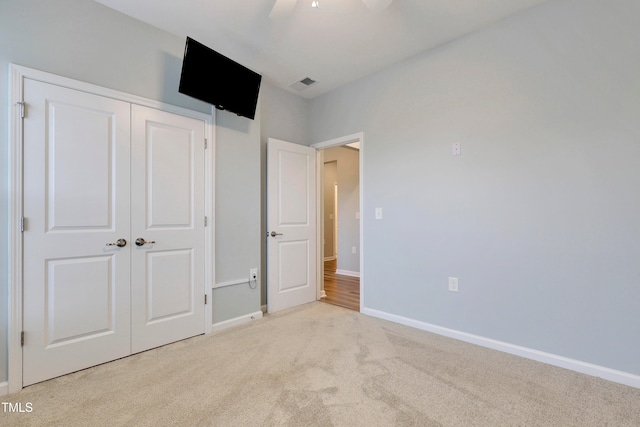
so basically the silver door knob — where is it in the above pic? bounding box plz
[135,238,156,246]
[106,238,127,247]
[270,231,283,237]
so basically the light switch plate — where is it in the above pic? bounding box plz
[375,208,383,220]
[452,143,461,156]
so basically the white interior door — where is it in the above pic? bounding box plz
[22,80,132,386]
[130,105,205,353]
[22,81,206,386]
[267,138,317,313]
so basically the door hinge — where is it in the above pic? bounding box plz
[21,331,25,347]
[16,101,25,118]
[20,217,25,232]
[204,294,208,305]
[204,216,208,227]
[204,139,207,149]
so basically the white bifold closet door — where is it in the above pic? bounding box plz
[22,80,205,386]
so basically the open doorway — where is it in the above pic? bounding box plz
[314,138,362,311]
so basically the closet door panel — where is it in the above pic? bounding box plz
[22,79,132,386]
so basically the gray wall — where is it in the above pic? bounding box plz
[323,147,360,273]
[309,0,640,375]
[0,0,262,383]
[213,105,262,322]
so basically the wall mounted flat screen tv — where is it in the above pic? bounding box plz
[179,37,262,120]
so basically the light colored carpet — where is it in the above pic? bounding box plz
[2,302,639,426]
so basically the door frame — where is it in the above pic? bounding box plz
[311,132,364,310]
[333,182,339,258]
[7,64,215,394]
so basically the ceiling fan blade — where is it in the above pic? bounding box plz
[361,0,394,13]
[269,0,298,19]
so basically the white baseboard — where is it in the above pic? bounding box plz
[335,269,360,278]
[361,307,640,389]
[212,310,263,333]
[0,381,8,396]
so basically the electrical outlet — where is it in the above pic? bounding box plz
[250,268,258,281]
[352,246,356,254]
[448,277,459,292]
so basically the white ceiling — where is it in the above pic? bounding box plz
[94,0,548,99]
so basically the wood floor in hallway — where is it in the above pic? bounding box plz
[322,259,360,311]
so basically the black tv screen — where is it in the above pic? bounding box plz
[179,37,262,120]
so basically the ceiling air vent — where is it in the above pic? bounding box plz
[289,77,317,91]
